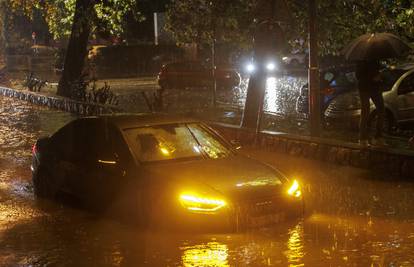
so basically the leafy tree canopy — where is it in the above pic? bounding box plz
[166,0,414,55]
[4,0,143,39]
[165,0,255,49]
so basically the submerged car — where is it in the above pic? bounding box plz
[324,64,414,132]
[31,114,303,230]
[157,61,241,90]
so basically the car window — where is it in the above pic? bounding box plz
[71,119,105,161]
[123,123,231,163]
[330,72,356,87]
[381,69,404,90]
[108,124,132,164]
[187,124,232,159]
[398,73,414,95]
[51,120,76,160]
[124,124,201,162]
[323,72,334,82]
[52,119,110,162]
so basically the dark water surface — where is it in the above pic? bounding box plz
[0,96,414,266]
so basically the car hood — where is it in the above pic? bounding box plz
[141,155,288,202]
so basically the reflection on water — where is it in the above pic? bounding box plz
[265,77,279,113]
[181,242,229,267]
[0,96,74,163]
[285,222,304,267]
[263,76,306,115]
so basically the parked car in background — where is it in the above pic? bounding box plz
[324,64,414,132]
[157,61,241,90]
[31,114,303,230]
[296,65,357,116]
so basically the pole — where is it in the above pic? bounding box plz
[154,13,158,45]
[212,40,217,107]
[308,0,321,136]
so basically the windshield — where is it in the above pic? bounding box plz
[124,123,232,163]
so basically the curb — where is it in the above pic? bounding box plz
[0,86,123,115]
[211,122,414,179]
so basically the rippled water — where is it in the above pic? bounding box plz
[1,95,414,266]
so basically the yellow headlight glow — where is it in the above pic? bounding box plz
[287,180,302,198]
[180,194,227,212]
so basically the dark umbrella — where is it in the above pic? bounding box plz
[341,33,411,61]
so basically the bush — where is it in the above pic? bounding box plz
[23,73,47,92]
[68,75,118,106]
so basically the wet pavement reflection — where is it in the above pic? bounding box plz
[1,95,414,266]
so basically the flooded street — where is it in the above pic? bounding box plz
[1,95,414,266]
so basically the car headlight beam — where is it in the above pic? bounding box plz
[287,180,302,198]
[246,63,255,73]
[180,194,227,212]
[266,62,276,71]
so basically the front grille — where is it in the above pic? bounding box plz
[235,197,283,217]
[231,197,289,228]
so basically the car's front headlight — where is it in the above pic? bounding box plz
[266,62,277,71]
[179,193,227,213]
[287,180,302,198]
[246,63,255,73]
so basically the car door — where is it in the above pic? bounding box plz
[396,71,414,123]
[53,119,99,200]
[50,119,121,206]
[104,124,146,218]
[85,122,135,210]
[75,120,130,209]
[47,120,77,195]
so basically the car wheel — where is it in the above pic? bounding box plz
[33,167,57,199]
[368,110,396,135]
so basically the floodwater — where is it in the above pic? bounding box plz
[1,95,414,266]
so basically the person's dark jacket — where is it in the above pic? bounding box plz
[356,61,381,91]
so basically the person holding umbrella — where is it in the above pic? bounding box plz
[355,60,384,145]
[342,33,411,146]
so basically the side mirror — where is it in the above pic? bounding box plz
[230,139,242,150]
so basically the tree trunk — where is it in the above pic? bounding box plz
[0,3,9,69]
[57,0,95,97]
[240,69,266,129]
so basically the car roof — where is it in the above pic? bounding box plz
[81,113,199,130]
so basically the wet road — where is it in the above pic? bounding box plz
[1,95,414,266]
